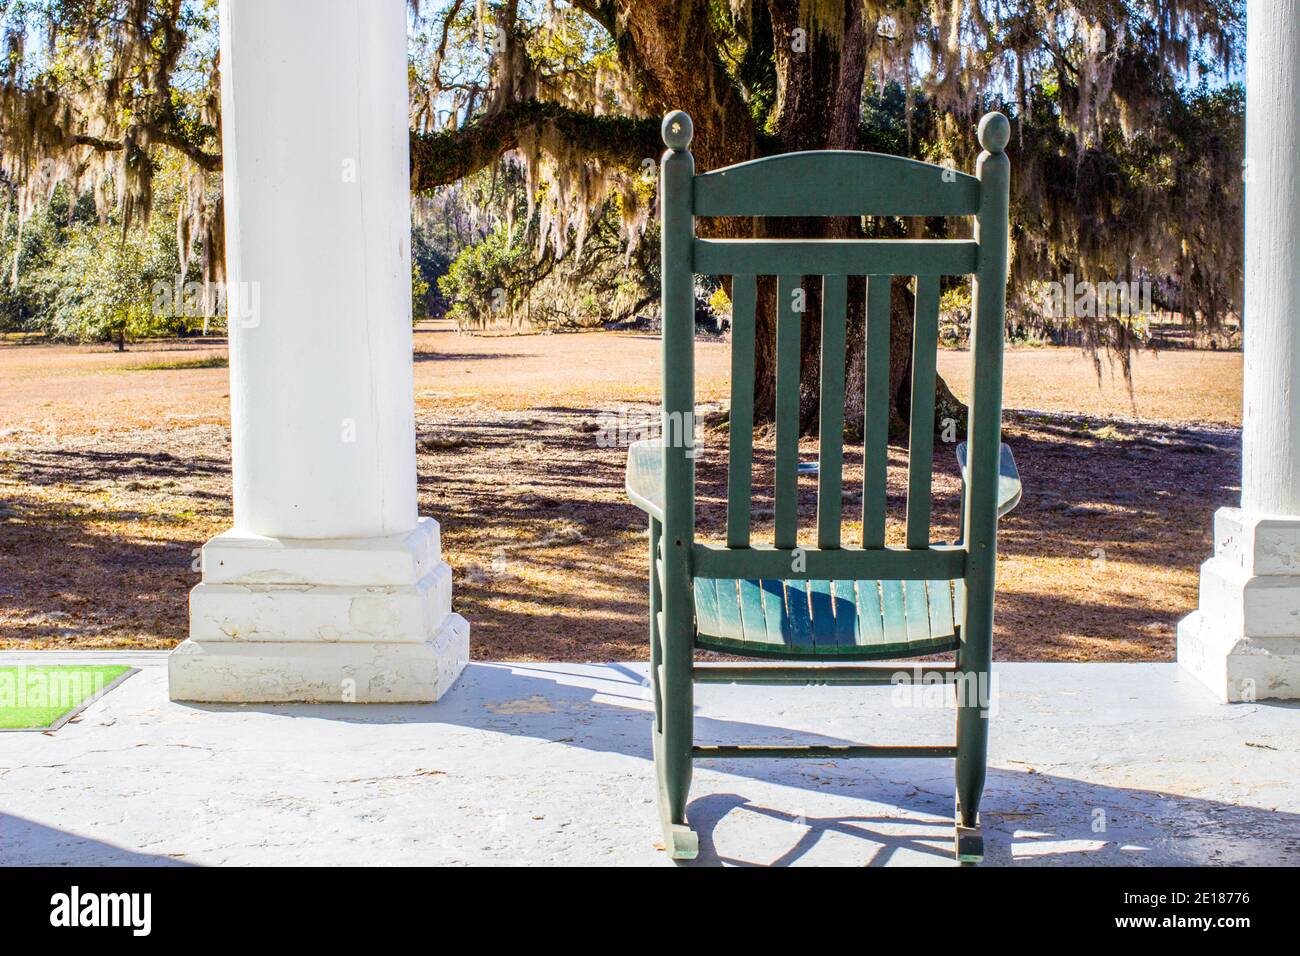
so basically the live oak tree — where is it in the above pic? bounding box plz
[1,0,1244,431]
[412,0,1244,433]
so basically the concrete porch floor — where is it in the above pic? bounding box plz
[1,653,1296,866]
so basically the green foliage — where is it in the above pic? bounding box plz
[852,69,1243,341]
[1,159,212,346]
[34,217,184,348]
[714,0,777,132]
[707,285,732,321]
[433,154,657,332]
[1,0,1250,355]
[439,225,529,327]
[411,260,430,319]
[859,83,915,158]
[411,223,451,320]
[439,198,657,332]
[0,195,61,333]
[127,354,227,370]
[1,0,223,281]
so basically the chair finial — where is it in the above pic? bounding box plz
[978,112,1010,154]
[662,111,693,151]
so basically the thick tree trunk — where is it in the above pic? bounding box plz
[590,0,756,175]
[750,273,965,441]
[747,1,963,438]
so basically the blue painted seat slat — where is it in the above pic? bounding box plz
[694,576,960,661]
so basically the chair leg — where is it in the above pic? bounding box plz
[954,671,989,864]
[654,634,697,860]
[652,720,697,861]
[954,799,983,865]
[651,520,697,861]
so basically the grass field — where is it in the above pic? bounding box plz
[0,321,1242,661]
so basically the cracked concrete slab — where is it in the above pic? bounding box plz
[1,654,1296,866]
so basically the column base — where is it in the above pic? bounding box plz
[169,518,469,703]
[169,614,469,703]
[1177,508,1300,702]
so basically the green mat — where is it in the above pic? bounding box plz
[0,665,134,730]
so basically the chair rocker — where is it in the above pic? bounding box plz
[626,109,1021,863]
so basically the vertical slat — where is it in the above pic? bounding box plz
[693,576,720,638]
[961,129,1011,661]
[783,580,815,649]
[956,113,1012,833]
[862,275,891,548]
[902,579,931,641]
[808,579,837,650]
[832,580,860,647]
[714,578,745,642]
[880,580,908,643]
[657,120,697,825]
[906,275,941,549]
[774,275,802,549]
[854,579,886,647]
[956,111,1013,837]
[817,275,848,549]
[726,275,757,548]
[760,578,790,647]
[738,579,772,645]
[926,579,955,637]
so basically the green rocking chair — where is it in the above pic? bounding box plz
[626,110,1022,863]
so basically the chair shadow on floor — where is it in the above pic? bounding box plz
[686,793,963,866]
[677,771,1300,867]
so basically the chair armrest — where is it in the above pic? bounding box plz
[955,441,1022,518]
[626,438,665,521]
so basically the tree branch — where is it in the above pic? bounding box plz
[142,124,223,171]
[71,126,221,172]
[409,99,660,191]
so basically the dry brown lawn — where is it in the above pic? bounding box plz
[0,322,1242,661]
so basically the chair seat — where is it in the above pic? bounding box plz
[693,577,962,660]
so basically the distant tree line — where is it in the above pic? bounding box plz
[0,157,456,347]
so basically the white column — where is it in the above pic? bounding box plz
[1177,0,1300,701]
[168,0,468,702]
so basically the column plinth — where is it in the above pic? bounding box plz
[1178,509,1300,701]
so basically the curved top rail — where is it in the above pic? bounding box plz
[692,150,980,218]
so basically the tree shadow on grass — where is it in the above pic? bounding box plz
[0,443,226,645]
[7,446,229,504]
[413,350,518,363]
[0,515,199,645]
